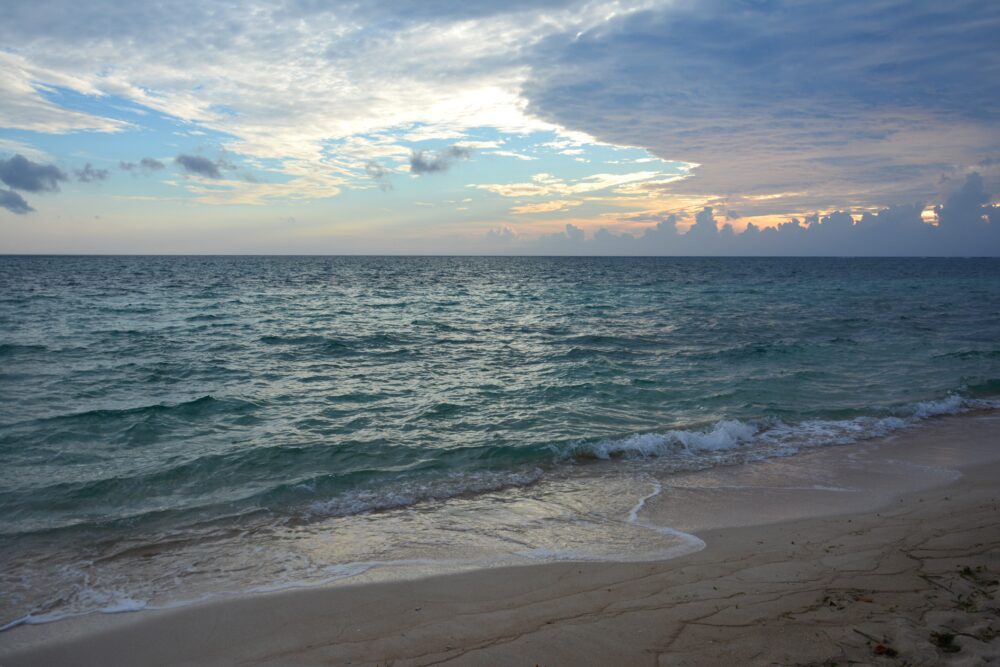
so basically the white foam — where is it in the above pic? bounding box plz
[675,420,759,451]
[0,594,147,632]
[626,481,707,556]
[0,563,386,632]
[581,419,758,459]
[576,394,1000,464]
[909,394,968,418]
[627,480,663,524]
[245,562,376,593]
[98,598,147,614]
[514,548,604,561]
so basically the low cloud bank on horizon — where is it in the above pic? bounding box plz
[487,174,1000,256]
[0,0,998,254]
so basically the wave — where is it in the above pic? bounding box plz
[556,346,643,361]
[560,334,662,347]
[0,395,261,463]
[259,332,413,357]
[569,393,1000,461]
[413,401,466,420]
[303,467,545,519]
[184,313,228,322]
[260,334,341,346]
[23,395,258,427]
[938,349,1000,360]
[8,391,997,537]
[0,437,547,537]
[965,379,1000,397]
[0,342,48,356]
[576,420,759,459]
[100,306,159,315]
[259,334,356,358]
[256,393,1000,524]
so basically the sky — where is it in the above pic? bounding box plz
[0,0,999,255]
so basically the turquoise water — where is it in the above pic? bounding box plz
[1,256,999,626]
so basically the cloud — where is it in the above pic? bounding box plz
[523,0,1000,214]
[0,154,67,192]
[120,157,165,174]
[485,173,1000,256]
[0,188,33,214]
[511,199,581,214]
[488,150,536,161]
[485,225,517,243]
[409,145,471,175]
[0,52,129,134]
[0,0,675,212]
[175,154,224,179]
[474,170,671,198]
[0,139,51,163]
[0,0,640,173]
[4,0,999,254]
[365,160,393,191]
[563,222,584,243]
[75,163,110,182]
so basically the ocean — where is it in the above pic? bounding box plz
[1,255,999,628]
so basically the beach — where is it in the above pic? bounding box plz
[3,411,997,666]
[2,0,998,660]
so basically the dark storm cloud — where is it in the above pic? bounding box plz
[409,145,470,175]
[75,163,110,183]
[0,188,33,214]
[175,154,224,179]
[0,154,68,193]
[120,157,166,174]
[523,0,1000,212]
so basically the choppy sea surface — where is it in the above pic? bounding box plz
[1,256,999,628]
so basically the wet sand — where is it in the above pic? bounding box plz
[2,412,998,666]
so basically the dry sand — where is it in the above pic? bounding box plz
[2,412,999,666]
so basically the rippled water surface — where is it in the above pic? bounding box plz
[1,256,999,626]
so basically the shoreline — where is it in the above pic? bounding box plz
[2,411,999,665]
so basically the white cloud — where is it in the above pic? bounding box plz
[0,53,129,133]
[0,1,664,167]
[511,199,582,214]
[0,138,52,162]
[488,150,536,160]
[473,169,671,198]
